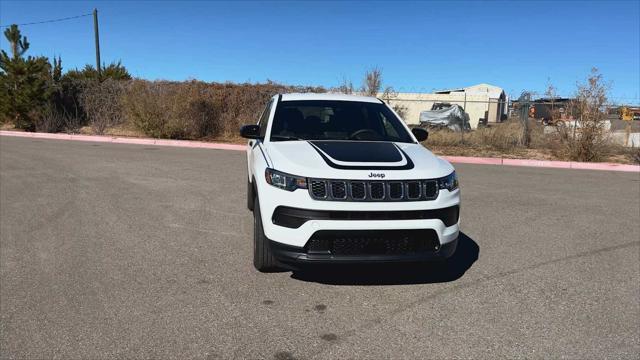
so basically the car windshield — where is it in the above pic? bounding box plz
[270,100,413,143]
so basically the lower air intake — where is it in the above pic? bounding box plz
[305,229,440,256]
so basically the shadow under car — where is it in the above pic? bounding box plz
[290,231,479,285]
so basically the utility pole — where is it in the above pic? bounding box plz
[93,8,101,78]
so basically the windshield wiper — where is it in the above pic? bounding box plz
[271,135,304,141]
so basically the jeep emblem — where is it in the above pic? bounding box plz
[368,172,386,179]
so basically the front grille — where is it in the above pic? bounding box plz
[305,229,440,256]
[389,182,403,200]
[351,182,366,199]
[370,182,385,200]
[330,181,346,199]
[311,180,327,198]
[407,181,421,199]
[308,178,440,202]
[424,180,438,198]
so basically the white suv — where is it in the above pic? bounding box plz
[241,93,460,272]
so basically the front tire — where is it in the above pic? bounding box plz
[253,196,279,272]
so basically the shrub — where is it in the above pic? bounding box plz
[552,68,612,162]
[212,81,325,137]
[80,79,126,134]
[36,78,85,133]
[122,80,325,140]
[123,80,219,139]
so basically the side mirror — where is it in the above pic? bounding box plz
[240,124,260,139]
[411,127,429,142]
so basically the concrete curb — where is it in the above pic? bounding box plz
[2,130,638,173]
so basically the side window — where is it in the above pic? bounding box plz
[258,100,272,138]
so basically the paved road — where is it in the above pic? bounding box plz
[1,136,639,359]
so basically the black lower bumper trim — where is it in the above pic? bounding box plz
[269,236,458,266]
[272,205,459,229]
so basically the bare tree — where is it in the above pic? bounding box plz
[517,91,533,147]
[381,86,397,101]
[361,67,382,96]
[335,77,354,94]
[392,103,409,119]
[544,78,560,124]
[381,86,408,119]
[556,68,611,161]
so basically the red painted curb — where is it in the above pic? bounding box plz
[569,161,639,172]
[0,130,246,151]
[502,158,573,169]
[440,156,502,165]
[439,155,639,172]
[2,130,638,173]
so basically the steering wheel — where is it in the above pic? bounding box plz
[348,129,382,140]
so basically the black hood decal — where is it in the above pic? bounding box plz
[309,141,402,162]
[308,141,414,170]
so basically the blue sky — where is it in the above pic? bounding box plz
[1,1,639,103]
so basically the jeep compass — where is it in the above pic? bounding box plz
[240,93,460,272]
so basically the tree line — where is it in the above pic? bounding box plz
[0,25,130,131]
[0,25,404,139]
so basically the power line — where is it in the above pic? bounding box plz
[0,13,92,28]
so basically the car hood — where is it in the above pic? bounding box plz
[264,140,454,180]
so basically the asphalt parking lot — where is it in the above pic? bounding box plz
[1,136,639,359]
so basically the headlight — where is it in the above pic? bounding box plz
[264,168,308,191]
[438,171,458,191]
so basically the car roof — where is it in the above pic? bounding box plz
[280,93,382,103]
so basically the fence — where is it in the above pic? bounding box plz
[382,96,638,130]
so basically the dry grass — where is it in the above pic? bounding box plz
[425,120,527,151]
[423,119,639,165]
[1,122,18,131]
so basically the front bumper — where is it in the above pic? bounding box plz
[256,178,461,249]
[269,236,458,266]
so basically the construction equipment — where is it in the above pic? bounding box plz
[619,106,639,146]
[619,106,640,121]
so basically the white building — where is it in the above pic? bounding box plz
[382,83,507,129]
